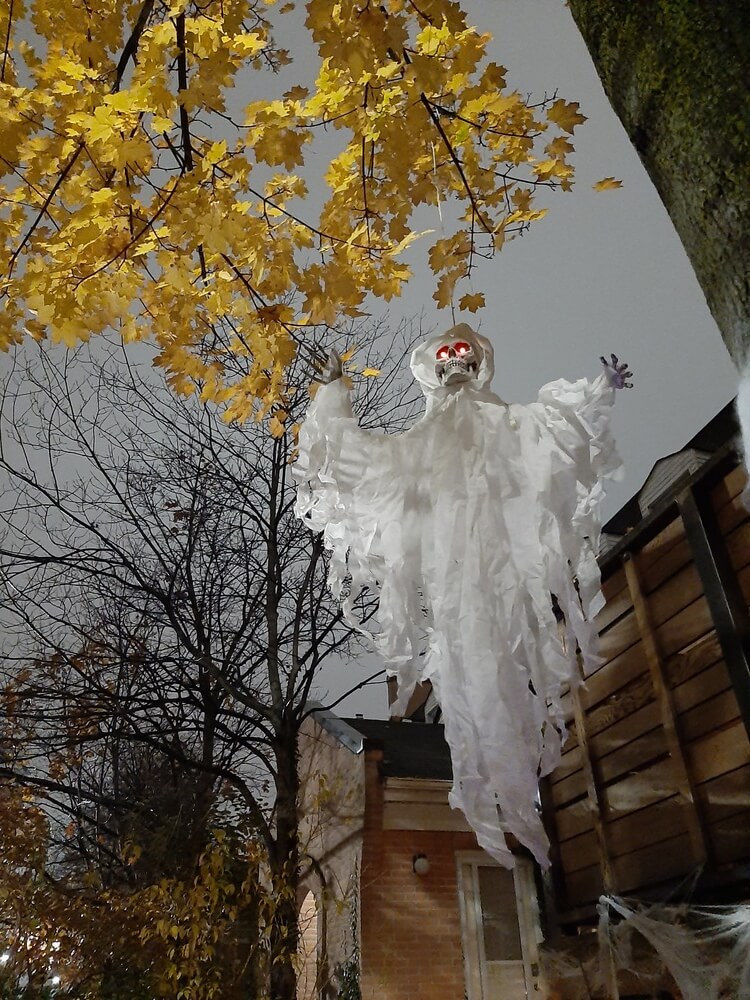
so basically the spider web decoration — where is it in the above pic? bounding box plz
[599,894,750,1000]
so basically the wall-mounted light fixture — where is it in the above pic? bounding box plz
[412,853,430,876]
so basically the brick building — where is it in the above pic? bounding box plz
[297,711,543,1000]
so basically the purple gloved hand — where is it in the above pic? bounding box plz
[600,353,633,389]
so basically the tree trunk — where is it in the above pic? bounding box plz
[269,730,300,1000]
[568,0,750,366]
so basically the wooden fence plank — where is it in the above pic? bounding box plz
[569,660,615,891]
[665,632,723,689]
[624,555,709,863]
[678,689,740,744]
[686,721,750,784]
[612,832,693,894]
[640,538,694,597]
[655,595,714,658]
[600,758,678,820]
[549,743,583,786]
[559,829,598,874]
[695,764,750,825]
[723,518,750,575]
[564,864,604,906]
[672,657,733,713]
[597,610,641,666]
[602,566,627,604]
[588,698,660,756]
[555,798,595,843]
[647,564,703,627]
[606,795,684,858]
[598,734,669,787]
[708,811,750,866]
[639,516,686,563]
[596,568,631,631]
[710,465,747,514]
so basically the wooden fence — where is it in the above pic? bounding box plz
[543,449,750,918]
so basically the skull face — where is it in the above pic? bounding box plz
[435,340,478,386]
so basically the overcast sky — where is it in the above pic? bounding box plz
[313,0,740,717]
[2,1,739,719]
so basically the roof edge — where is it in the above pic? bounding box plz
[305,702,365,755]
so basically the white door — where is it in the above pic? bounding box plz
[456,853,543,1000]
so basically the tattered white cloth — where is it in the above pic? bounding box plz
[294,325,623,867]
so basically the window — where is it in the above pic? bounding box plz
[456,853,542,999]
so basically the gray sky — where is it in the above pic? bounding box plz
[313,0,740,717]
[2,1,738,718]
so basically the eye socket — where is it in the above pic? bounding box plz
[436,345,450,360]
[454,341,471,356]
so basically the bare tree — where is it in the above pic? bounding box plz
[0,319,422,1000]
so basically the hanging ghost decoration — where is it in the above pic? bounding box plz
[294,324,631,867]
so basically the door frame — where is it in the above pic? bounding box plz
[455,851,544,999]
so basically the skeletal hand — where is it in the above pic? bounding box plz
[600,353,633,389]
[315,349,344,384]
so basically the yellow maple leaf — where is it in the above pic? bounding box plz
[546,99,587,134]
[205,139,227,165]
[69,104,122,144]
[433,273,457,310]
[361,367,381,377]
[269,409,288,437]
[459,292,485,313]
[593,176,624,191]
[253,128,309,169]
[230,33,267,57]
[151,114,174,133]
[546,135,575,158]
[104,84,152,113]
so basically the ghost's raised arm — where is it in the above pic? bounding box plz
[293,376,404,609]
[535,367,623,486]
[525,366,625,654]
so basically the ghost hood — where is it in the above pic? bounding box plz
[410,324,498,407]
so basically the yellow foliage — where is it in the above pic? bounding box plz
[458,291,485,313]
[0,0,588,414]
[593,176,624,191]
[546,98,587,134]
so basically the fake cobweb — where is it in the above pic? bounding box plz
[598,894,750,1000]
[540,891,750,999]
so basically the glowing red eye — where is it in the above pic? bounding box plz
[436,346,450,360]
[454,341,471,355]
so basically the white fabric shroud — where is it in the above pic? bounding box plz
[294,325,623,867]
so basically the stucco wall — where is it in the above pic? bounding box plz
[297,718,366,998]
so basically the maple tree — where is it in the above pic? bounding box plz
[0,0,586,417]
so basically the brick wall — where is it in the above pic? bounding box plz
[360,752,477,1000]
